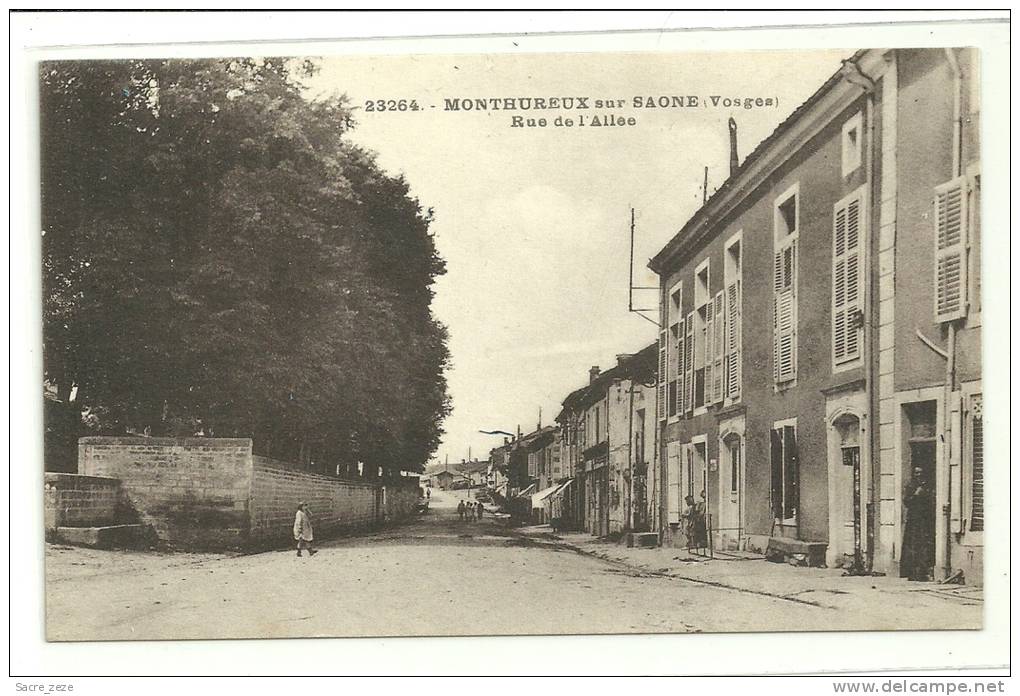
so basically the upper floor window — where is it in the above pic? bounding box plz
[724,233,743,402]
[832,188,866,368]
[773,184,799,385]
[841,112,863,177]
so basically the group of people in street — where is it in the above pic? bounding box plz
[457,499,484,522]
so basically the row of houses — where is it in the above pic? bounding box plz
[493,48,983,584]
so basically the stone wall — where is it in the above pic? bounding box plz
[250,457,380,546]
[75,437,421,550]
[79,437,253,549]
[44,472,123,531]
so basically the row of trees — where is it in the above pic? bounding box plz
[41,57,450,474]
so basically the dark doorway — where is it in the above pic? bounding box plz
[902,400,937,580]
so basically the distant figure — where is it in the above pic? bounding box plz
[693,490,708,550]
[901,466,934,581]
[293,502,317,557]
[457,500,466,521]
[469,501,477,522]
[476,502,484,520]
[426,488,431,499]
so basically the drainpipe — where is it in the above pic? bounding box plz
[627,379,635,532]
[842,56,878,572]
[941,47,963,581]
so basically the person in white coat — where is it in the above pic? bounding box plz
[293,502,317,557]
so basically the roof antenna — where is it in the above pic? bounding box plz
[627,206,660,328]
[703,166,709,204]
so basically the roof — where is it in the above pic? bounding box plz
[556,342,658,420]
[648,49,866,274]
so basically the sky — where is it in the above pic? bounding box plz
[307,49,848,468]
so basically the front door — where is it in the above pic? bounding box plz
[717,434,743,549]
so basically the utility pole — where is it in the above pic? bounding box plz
[703,166,709,203]
[627,206,660,328]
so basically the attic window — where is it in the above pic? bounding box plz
[842,112,863,176]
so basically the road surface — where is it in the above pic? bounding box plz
[45,489,980,641]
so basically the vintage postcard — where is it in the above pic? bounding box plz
[23,15,1006,662]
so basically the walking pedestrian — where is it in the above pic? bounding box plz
[293,502,317,557]
[476,501,484,520]
[457,500,465,521]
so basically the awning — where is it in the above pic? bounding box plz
[532,479,573,507]
[514,483,536,500]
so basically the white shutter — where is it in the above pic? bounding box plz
[774,240,797,383]
[726,281,741,399]
[833,193,864,365]
[666,441,681,524]
[675,317,685,415]
[657,330,667,421]
[684,312,695,415]
[934,177,969,322]
[713,291,725,403]
[704,299,714,403]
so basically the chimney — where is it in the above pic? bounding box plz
[589,365,601,384]
[728,117,739,176]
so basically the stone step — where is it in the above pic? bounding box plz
[766,536,828,567]
[52,524,153,550]
[626,532,660,548]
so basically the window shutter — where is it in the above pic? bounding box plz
[970,395,983,532]
[833,194,863,364]
[666,441,681,523]
[657,330,667,422]
[675,318,685,415]
[705,300,715,403]
[684,312,695,415]
[770,428,783,519]
[934,176,969,322]
[726,281,741,399]
[774,241,797,383]
[783,425,799,520]
[713,291,725,403]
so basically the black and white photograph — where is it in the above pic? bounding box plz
[10,9,1011,679]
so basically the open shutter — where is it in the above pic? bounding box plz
[970,395,984,532]
[770,428,783,519]
[704,300,714,403]
[675,317,685,415]
[783,425,799,520]
[773,241,797,383]
[657,330,667,421]
[833,194,863,364]
[726,281,741,399]
[934,176,969,322]
[684,312,695,415]
[713,291,725,403]
[666,441,681,523]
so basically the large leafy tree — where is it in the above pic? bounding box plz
[41,57,450,474]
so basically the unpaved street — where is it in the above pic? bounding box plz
[45,489,980,641]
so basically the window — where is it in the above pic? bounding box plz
[934,176,970,322]
[666,440,682,524]
[841,112,863,176]
[773,185,799,385]
[833,188,866,367]
[724,235,742,402]
[770,421,798,522]
[968,394,983,532]
[668,282,683,418]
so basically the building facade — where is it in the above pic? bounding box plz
[649,48,982,581]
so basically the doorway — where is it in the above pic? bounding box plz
[901,401,937,580]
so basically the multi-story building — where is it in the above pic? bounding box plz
[556,344,657,537]
[649,48,982,582]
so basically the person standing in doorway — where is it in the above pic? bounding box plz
[293,502,317,557]
[901,466,934,581]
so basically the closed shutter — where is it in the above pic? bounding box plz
[713,292,725,403]
[684,313,695,415]
[970,395,984,532]
[725,281,741,399]
[773,241,797,383]
[833,193,864,364]
[675,318,685,415]
[934,176,969,322]
[657,330,667,422]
